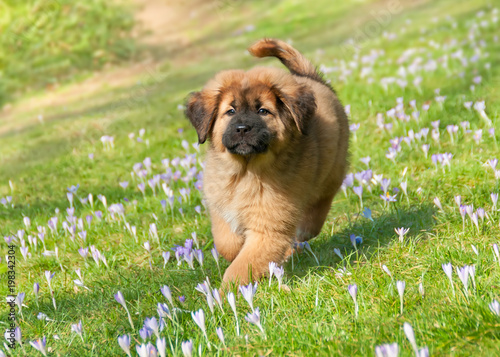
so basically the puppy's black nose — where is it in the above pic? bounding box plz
[235,124,252,134]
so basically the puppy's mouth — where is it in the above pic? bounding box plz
[225,141,269,156]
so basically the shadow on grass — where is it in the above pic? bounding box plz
[288,203,436,277]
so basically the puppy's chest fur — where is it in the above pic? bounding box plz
[205,165,296,235]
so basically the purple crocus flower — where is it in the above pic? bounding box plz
[139,326,152,341]
[442,263,455,296]
[375,343,399,357]
[144,317,160,338]
[162,252,170,268]
[348,284,358,318]
[490,300,500,316]
[380,193,397,203]
[71,320,84,342]
[397,281,405,314]
[78,247,89,259]
[353,186,363,207]
[181,340,193,357]
[403,322,420,357]
[118,335,132,357]
[29,336,48,356]
[136,343,157,357]
[245,307,265,335]
[161,286,173,305]
[191,309,208,341]
[239,282,258,312]
[115,291,135,329]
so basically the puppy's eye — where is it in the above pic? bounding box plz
[258,108,270,115]
[226,109,235,115]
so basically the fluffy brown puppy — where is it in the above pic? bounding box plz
[185,39,349,285]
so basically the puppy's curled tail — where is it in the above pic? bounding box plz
[248,38,327,86]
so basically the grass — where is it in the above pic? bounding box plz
[1,0,500,355]
[0,0,136,105]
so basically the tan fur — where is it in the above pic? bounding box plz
[186,39,349,285]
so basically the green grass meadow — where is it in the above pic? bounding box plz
[1,0,499,355]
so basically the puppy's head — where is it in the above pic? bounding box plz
[185,68,316,157]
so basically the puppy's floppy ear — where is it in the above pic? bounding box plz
[274,84,316,134]
[185,91,219,144]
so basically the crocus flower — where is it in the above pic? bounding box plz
[380,193,397,203]
[239,282,258,312]
[380,178,391,194]
[397,281,405,314]
[157,337,166,357]
[14,326,22,346]
[493,244,500,265]
[334,248,343,260]
[382,265,392,277]
[71,320,84,342]
[216,327,225,346]
[118,335,132,357]
[489,300,500,316]
[395,227,409,243]
[269,262,277,286]
[191,309,209,343]
[212,289,223,312]
[160,286,173,305]
[348,284,358,318]
[245,307,265,336]
[114,291,135,329]
[375,343,399,357]
[350,234,362,249]
[194,249,204,268]
[157,303,172,321]
[34,283,40,305]
[162,252,170,268]
[15,292,25,318]
[492,193,498,209]
[362,207,373,221]
[78,247,89,259]
[227,292,240,336]
[433,197,443,211]
[45,271,55,290]
[471,212,480,233]
[442,263,455,296]
[181,340,193,357]
[139,327,152,341]
[136,343,157,357]
[303,241,320,264]
[274,266,285,289]
[419,282,424,298]
[418,347,429,357]
[29,336,48,356]
[473,100,492,126]
[403,322,419,357]
[353,186,363,207]
[205,290,215,314]
[144,317,160,338]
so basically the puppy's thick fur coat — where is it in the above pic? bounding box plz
[186,39,349,284]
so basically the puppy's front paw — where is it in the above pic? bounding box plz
[222,262,252,286]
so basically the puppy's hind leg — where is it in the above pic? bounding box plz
[210,210,245,262]
[296,195,334,242]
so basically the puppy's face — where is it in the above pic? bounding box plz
[185,68,316,158]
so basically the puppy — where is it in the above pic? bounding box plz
[185,39,349,284]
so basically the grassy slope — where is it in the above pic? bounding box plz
[1,0,499,355]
